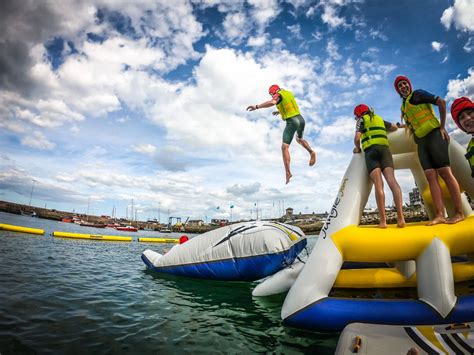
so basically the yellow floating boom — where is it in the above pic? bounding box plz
[53,231,132,242]
[0,223,44,235]
[138,237,179,243]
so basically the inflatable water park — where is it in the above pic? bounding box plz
[141,128,474,351]
[3,127,472,351]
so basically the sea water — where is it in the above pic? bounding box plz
[0,211,338,354]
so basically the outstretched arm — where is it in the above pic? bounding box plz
[246,98,278,111]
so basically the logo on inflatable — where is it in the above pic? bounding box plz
[321,178,348,239]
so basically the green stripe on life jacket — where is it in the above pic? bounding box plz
[276,89,301,120]
[466,138,474,178]
[360,113,389,151]
[401,92,440,138]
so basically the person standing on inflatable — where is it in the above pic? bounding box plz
[451,97,474,178]
[394,76,464,225]
[353,104,406,228]
[246,85,316,184]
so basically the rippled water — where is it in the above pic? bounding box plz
[0,212,337,354]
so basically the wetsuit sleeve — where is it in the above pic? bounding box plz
[356,119,364,132]
[409,89,438,105]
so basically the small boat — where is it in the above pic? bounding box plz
[115,225,138,232]
[20,210,37,217]
[79,221,106,228]
[106,223,121,228]
[61,217,73,223]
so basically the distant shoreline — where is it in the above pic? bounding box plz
[0,200,430,235]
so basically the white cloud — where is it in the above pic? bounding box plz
[431,41,444,52]
[248,0,281,28]
[441,0,474,32]
[317,116,356,145]
[464,37,474,52]
[131,144,157,155]
[247,35,268,47]
[287,24,303,39]
[327,38,342,60]
[227,182,261,196]
[321,4,345,28]
[21,131,56,150]
[446,67,474,101]
[369,28,388,41]
[222,12,248,44]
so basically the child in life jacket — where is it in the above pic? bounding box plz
[394,75,464,225]
[451,97,474,178]
[353,104,405,228]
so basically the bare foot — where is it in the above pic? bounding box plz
[397,219,406,228]
[446,213,465,224]
[426,216,446,226]
[286,172,292,184]
[407,347,420,355]
[378,222,387,229]
[309,151,316,166]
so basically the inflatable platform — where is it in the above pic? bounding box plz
[336,322,473,355]
[255,129,474,331]
[142,221,307,281]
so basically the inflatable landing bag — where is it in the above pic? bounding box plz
[141,221,307,281]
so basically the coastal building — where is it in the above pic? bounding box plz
[187,219,204,226]
[211,218,229,226]
[409,187,423,206]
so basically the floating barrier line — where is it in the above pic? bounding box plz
[138,237,179,243]
[0,223,44,235]
[53,231,132,242]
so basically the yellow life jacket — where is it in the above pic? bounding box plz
[466,138,474,178]
[276,89,301,120]
[401,92,440,138]
[360,113,389,151]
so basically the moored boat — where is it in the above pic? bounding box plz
[115,225,138,232]
[79,221,106,228]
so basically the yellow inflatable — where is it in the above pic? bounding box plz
[53,231,132,242]
[0,223,44,235]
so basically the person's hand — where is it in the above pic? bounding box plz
[353,147,361,154]
[246,105,257,111]
[440,127,450,142]
[272,111,279,116]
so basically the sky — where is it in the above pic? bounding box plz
[0,0,473,223]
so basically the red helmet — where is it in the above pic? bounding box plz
[394,75,412,95]
[354,104,370,118]
[451,97,474,132]
[268,84,280,95]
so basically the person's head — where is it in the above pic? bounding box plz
[268,84,280,96]
[394,75,412,98]
[179,235,189,244]
[451,97,474,133]
[354,104,370,119]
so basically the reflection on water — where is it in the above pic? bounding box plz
[0,212,337,353]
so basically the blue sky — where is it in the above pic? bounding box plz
[0,0,473,223]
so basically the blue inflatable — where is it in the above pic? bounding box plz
[142,221,307,281]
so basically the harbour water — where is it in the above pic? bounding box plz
[0,212,337,354]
